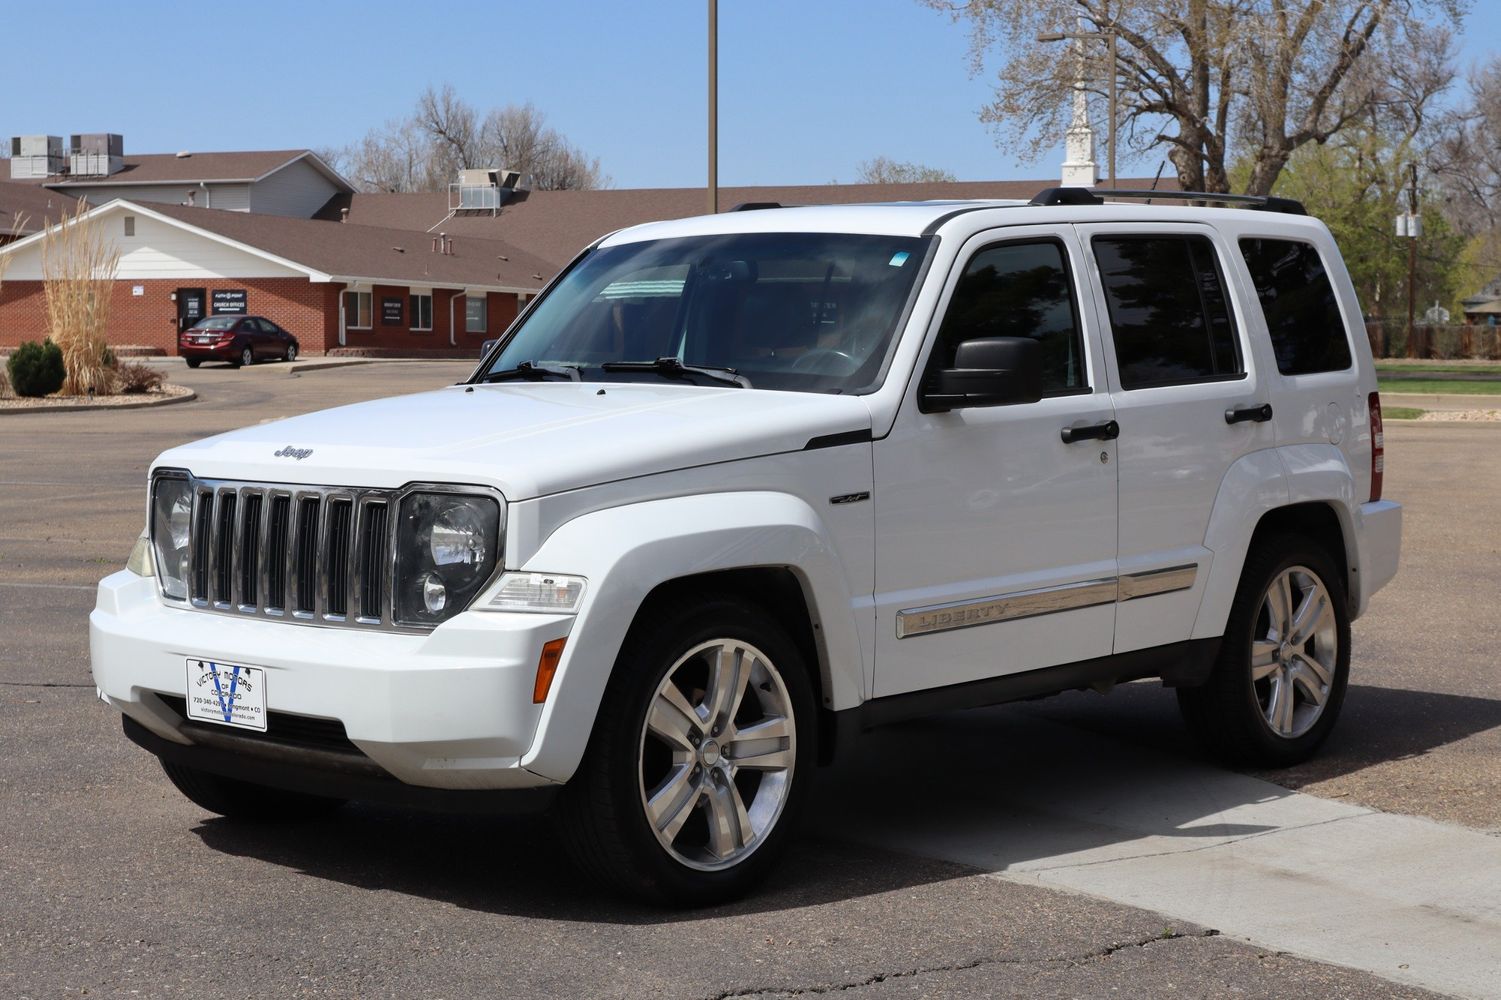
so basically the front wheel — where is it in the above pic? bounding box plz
[557,596,815,905]
[1178,536,1351,767]
[285,344,298,362]
[160,760,344,821]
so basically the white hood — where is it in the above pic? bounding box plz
[153,382,874,500]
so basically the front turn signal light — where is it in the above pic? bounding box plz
[534,638,567,704]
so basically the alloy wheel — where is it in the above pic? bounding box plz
[637,639,796,871]
[1251,565,1339,739]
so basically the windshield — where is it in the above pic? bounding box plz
[190,317,240,331]
[480,232,932,393]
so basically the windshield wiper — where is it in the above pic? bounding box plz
[478,361,581,383]
[600,357,751,388]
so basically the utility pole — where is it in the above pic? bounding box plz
[1407,162,1419,358]
[1107,29,1117,187]
[708,0,718,215]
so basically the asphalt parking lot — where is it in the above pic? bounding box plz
[1,360,1495,999]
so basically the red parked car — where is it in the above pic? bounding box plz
[179,316,300,368]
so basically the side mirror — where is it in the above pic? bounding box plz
[920,336,1044,413]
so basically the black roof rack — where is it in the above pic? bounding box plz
[729,201,783,212]
[1028,186,1307,216]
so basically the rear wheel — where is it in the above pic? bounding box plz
[159,760,344,821]
[1179,536,1350,767]
[235,346,253,369]
[557,596,815,905]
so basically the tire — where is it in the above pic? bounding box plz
[159,760,344,821]
[185,359,201,369]
[285,344,298,363]
[557,594,816,906]
[1178,535,1351,768]
[235,347,253,369]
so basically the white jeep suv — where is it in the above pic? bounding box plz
[91,188,1402,904]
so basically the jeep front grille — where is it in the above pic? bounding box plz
[175,477,397,630]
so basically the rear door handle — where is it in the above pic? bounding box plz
[1225,403,1273,425]
[1061,419,1120,444]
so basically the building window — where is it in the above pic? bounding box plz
[410,293,433,332]
[465,295,487,333]
[123,216,135,236]
[343,290,372,330]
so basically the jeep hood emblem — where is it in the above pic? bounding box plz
[274,446,314,461]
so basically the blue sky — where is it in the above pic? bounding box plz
[2,0,1496,189]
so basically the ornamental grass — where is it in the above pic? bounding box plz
[41,204,120,396]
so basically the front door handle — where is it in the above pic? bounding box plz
[1061,419,1120,444]
[1225,403,1274,425]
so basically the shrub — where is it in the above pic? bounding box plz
[6,339,66,397]
[101,345,117,369]
[114,361,164,395]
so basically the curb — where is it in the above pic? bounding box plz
[0,387,196,415]
[1381,392,1501,410]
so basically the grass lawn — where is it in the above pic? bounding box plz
[1375,362,1501,375]
[1378,378,1501,395]
[1383,407,1426,420]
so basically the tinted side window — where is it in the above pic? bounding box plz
[1093,235,1242,389]
[1239,238,1352,375]
[934,240,1086,395]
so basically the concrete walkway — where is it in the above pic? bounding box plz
[811,708,1501,999]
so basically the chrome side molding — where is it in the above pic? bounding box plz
[895,564,1198,639]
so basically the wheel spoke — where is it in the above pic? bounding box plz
[726,715,792,771]
[647,682,701,752]
[1289,661,1328,707]
[1295,651,1333,690]
[1264,673,1291,735]
[704,645,751,732]
[1266,574,1294,639]
[645,764,701,842]
[1250,639,1280,681]
[704,776,753,859]
[1289,585,1327,645]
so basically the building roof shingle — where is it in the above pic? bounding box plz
[317,177,1178,268]
[144,202,553,291]
[0,180,85,236]
[31,150,352,191]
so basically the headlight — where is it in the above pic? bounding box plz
[395,492,500,626]
[150,474,194,600]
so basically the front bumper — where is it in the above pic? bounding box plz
[90,570,571,792]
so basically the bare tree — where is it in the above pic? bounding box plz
[923,0,1464,194]
[337,88,607,193]
[855,156,958,183]
[1431,56,1501,238]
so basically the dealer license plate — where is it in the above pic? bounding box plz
[184,658,268,732]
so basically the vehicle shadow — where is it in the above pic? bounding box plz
[191,683,1501,920]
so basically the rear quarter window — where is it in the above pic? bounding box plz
[1238,238,1353,375]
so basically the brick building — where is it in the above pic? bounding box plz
[0,199,551,355]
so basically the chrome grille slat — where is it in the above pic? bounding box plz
[156,475,502,634]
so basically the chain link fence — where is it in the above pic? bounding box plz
[1364,320,1501,360]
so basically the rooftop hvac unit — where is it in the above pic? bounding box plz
[69,132,124,157]
[12,134,63,158]
[8,135,66,178]
[68,133,125,176]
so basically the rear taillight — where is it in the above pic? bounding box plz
[1368,391,1384,502]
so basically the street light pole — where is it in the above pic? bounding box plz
[708,0,718,215]
[1107,29,1117,187]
